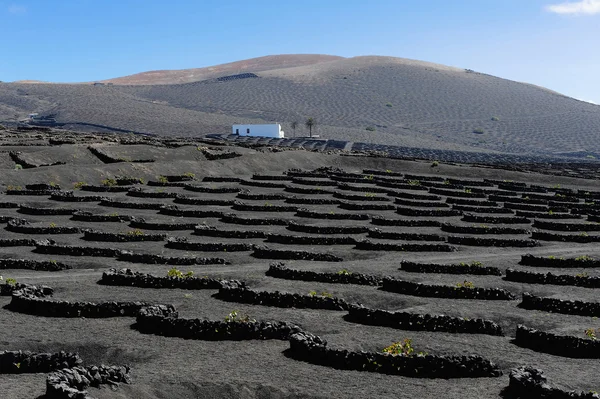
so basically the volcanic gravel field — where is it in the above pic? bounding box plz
[0,129,600,398]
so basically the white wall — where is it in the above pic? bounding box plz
[232,124,284,138]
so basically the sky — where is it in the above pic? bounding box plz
[0,0,599,104]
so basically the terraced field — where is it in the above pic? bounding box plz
[1,129,600,398]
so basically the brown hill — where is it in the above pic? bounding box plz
[100,54,345,85]
[1,54,599,159]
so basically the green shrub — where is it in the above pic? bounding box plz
[365,126,376,132]
[101,178,117,187]
[382,338,414,356]
[385,103,393,108]
[431,161,439,167]
[456,281,475,289]
[14,164,22,170]
[491,116,500,121]
[473,128,485,134]
[73,181,87,190]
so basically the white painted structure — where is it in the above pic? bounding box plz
[232,123,285,138]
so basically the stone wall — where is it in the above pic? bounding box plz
[400,261,502,276]
[217,286,350,310]
[382,278,516,300]
[266,263,381,286]
[507,366,599,399]
[519,293,600,317]
[347,305,503,335]
[288,331,501,378]
[515,325,600,358]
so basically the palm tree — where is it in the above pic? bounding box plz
[305,117,315,138]
[290,121,298,137]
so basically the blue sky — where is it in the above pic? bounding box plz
[1,0,599,103]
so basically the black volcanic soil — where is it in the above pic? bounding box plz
[1,129,600,398]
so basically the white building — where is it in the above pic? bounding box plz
[232,123,285,138]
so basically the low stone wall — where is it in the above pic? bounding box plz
[516,210,580,219]
[355,241,457,252]
[531,231,600,243]
[447,236,539,247]
[26,183,61,191]
[519,254,600,268]
[135,305,299,341]
[507,366,599,399]
[18,205,76,215]
[159,205,225,218]
[126,189,178,199]
[288,331,501,378]
[220,214,290,226]
[0,350,81,373]
[6,189,57,196]
[461,214,531,224]
[338,202,396,211]
[489,195,548,205]
[0,238,48,247]
[333,192,391,202]
[337,183,395,194]
[0,258,71,271]
[236,191,289,200]
[346,305,503,335]
[165,237,254,252]
[390,191,441,201]
[194,224,267,238]
[520,292,600,316]
[446,198,498,206]
[34,243,120,257]
[441,223,529,235]
[498,183,547,193]
[239,179,287,188]
[100,268,237,290]
[505,202,568,213]
[394,198,449,208]
[216,286,350,310]
[429,188,487,198]
[368,229,445,241]
[184,185,240,193]
[71,211,133,222]
[251,174,292,181]
[100,199,162,210]
[174,196,235,206]
[50,192,106,202]
[285,197,341,205]
[533,220,600,232]
[118,251,228,265]
[370,216,441,227]
[363,168,404,177]
[128,217,197,230]
[9,285,156,318]
[6,219,82,235]
[201,149,242,160]
[374,181,429,191]
[506,269,600,288]
[291,178,338,186]
[146,180,187,187]
[231,202,299,212]
[202,176,241,182]
[396,207,462,217]
[400,261,502,275]
[382,278,516,300]
[451,205,513,214]
[266,234,357,245]
[83,230,166,242]
[295,209,370,220]
[0,201,19,208]
[266,263,381,286]
[286,222,369,235]
[80,185,130,192]
[284,186,334,195]
[251,247,343,262]
[46,364,131,399]
[515,325,600,358]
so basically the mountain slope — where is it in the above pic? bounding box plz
[1,55,599,158]
[99,54,344,85]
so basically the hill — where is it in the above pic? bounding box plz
[1,54,600,158]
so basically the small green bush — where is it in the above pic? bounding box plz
[473,128,485,134]
[365,126,376,132]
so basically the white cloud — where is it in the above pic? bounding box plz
[546,0,600,15]
[7,4,26,14]
[577,98,598,104]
